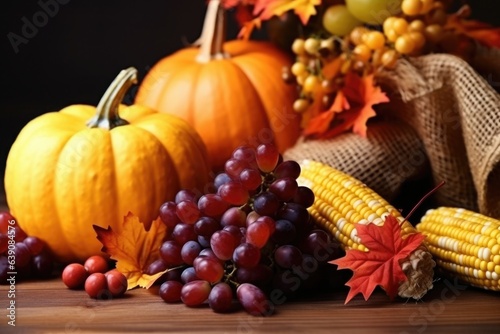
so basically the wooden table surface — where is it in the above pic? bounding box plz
[1,190,499,334]
[1,274,499,333]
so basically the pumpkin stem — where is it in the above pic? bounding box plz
[196,0,229,63]
[86,67,138,130]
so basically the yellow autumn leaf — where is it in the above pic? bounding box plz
[254,0,321,25]
[93,212,168,290]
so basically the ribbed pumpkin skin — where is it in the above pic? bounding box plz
[135,40,301,170]
[4,104,210,262]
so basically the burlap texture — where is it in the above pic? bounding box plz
[284,51,500,218]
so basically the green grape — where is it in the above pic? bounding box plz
[345,0,402,25]
[322,5,362,37]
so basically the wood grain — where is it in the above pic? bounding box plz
[0,277,499,334]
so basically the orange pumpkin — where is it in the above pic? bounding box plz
[4,67,210,262]
[135,0,301,170]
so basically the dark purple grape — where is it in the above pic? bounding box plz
[23,236,45,256]
[31,252,53,278]
[274,160,301,179]
[272,219,296,245]
[0,256,9,284]
[160,280,183,303]
[236,283,273,316]
[0,234,8,254]
[236,264,273,288]
[181,266,199,283]
[164,267,183,282]
[214,173,231,190]
[171,223,197,246]
[274,245,302,269]
[14,242,31,268]
[146,259,168,275]
[194,216,220,237]
[269,177,298,201]
[278,202,310,227]
[253,192,280,216]
[181,240,202,265]
[233,243,261,269]
[299,229,331,256]
[209,282,234,313]
[197,235,211,248]
[293,186,315,208]
[160,240,183,266]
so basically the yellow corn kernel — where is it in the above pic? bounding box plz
[417,207,500,291]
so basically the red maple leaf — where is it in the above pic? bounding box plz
[446,14,500,48]
[303,90,349,137]
[331,215,426,304]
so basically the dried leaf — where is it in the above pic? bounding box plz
[93,213,168,290]
[253,0,321,25]
[238,18,262,40]
[446,15,500,48]
[331,215,426,304]
[303,91,348,137]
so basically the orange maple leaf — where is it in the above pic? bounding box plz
[253,0,321,25]
[93,213,168,290]
[446,14,500,48]
[331,215,426,304]
[238,18,262,40]
[303,90,349,137]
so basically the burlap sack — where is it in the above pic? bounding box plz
[285,51,500,218]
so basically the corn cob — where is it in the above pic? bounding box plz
[297,159,435,300]
[416,207,500,291]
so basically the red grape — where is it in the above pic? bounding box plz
[220,207,247,227]
[236,283,273,316]
[225,158,250,179]
[232,145,258,169]
[160,280,183,303]
[198,194,230,218]
[0,234,8,254]
[239,168,262,191]
[218,181,249,206]
[62,263,88,289]
[246,220,271,249]
[85,273,109,299]
[176,200,200,225]
[0,212,16,235]
[175,189,199,204]
[159,201,181,229]
[105,269,128,297]
[84,255,109,274]
[145,259,168,275]
[181,280,211,307]
[193,257,224,283]
[209,282,234,313]
[256,144,280,173]
[210,230,239,261]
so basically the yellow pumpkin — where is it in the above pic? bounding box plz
[4,67,210,262]
[135,0,301,170]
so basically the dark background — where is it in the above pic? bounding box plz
[1,0,499,187]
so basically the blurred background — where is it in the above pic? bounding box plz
[1,0,499,194]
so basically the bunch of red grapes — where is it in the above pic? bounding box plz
[0,212,54,283]
[148,144,340,316]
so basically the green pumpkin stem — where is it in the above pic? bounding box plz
[86,67,138,129]
[196,0,229,63]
